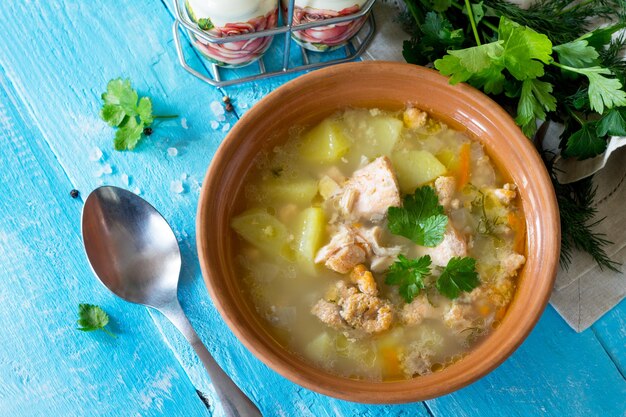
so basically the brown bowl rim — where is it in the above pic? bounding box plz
[196,61,560,403]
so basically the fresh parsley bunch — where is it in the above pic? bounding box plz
[400,0,626,270]
[100,78,177,151]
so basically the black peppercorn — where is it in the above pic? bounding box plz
[225,103,234,112]
[143,127,153,136]
[70,189,80,199]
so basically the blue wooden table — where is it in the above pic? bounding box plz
[0,1,624,416]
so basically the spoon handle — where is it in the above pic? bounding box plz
[159,299,263,417]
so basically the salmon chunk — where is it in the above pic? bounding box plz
[340,156,401,222]
[315,225,402,274]
[314,225,369,274]
[423,224,467,267]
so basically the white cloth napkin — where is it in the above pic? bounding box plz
[360,0,625,331]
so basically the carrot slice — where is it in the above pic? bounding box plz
[507,212,526,253]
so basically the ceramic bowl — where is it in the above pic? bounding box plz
[196,61,560,403]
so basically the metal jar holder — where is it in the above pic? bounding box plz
[172,0,377,88]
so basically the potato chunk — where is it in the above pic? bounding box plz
[392,149,448,193]
[293,207,326,265]
[231,208,293,260]
[261,178,318,206]
[300,119,351,163]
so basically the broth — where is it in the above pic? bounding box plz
[230,107,526,381]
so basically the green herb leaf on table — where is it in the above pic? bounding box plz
[100,78,177,151]
[76,304,116,338]
[385,255,432,303]
[436,257,480,299]
[387,186,448,247]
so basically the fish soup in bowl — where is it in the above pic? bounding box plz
[197,62,559,403]
[230,107,526,381]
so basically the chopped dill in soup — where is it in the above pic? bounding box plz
[231,107,526,381]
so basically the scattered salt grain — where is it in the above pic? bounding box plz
[210,100,225,116]
[133,187,141,195]
[93,167,104,177]
[181,118,188,129]
[167,147,178,157]
[222,123,230,132]
[170,180,184,194]
[101,163,113,175]
[180,173,188,180]
[240,102,249,109]
[217,114,226,122]
[210,120,219,130]
[89,147,103,162]
[121,173,130,186]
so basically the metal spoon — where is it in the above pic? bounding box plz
[81,186,262,417]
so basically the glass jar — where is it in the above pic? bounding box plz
[284,0,369,52]
[185,0,279,68]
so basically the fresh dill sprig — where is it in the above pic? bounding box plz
[482,0,622,46]
[544,156,621,272]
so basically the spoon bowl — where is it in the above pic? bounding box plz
[82,186,180,307]
[81,186,262,417]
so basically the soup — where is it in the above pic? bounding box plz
[230,107,526,381]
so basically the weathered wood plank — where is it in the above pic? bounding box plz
[592,299,626,378]
[0,68,208,416]
[0,2,429,416]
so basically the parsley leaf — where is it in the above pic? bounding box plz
[100,78,177,151]
[554,65,626,114]
[515,78,557,137]
[385,255,432,303]
[435,17,552,88]
[114,116,144,151]
[76,304,116,338]
[553,36,599,68]
[564,123,607,160]
[436,257,480,299]
[387,186,448,247]
[496,16,552,80]
[596,108,626,137]
[403,12,465,66]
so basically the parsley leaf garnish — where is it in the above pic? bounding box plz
[76,304,116,338]
[100,78,177,151]
[385,255,432,303]
[436,257,480,299]
[387,186,448,247]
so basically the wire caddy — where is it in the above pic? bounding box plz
[172,0,377,87]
